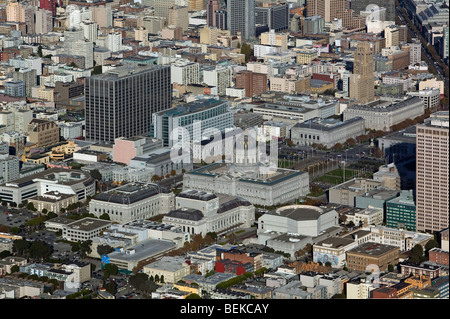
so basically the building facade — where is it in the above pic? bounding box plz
[415,112,449,233]
[85,64,172,144]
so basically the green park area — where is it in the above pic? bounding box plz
[316,168,361,185]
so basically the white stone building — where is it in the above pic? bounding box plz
[162,189,255,236]
[89,183,175,224]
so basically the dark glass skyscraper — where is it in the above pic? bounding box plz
[85,64,172,144]
[227,0,255,40]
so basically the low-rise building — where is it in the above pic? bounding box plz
[163,190,255,236]
[89,183,175,224]
[290,117,365,148]
[346,242,400,272]
[27,191,78,215]
[62,218,113,242]
[143,256,191,284]
[343,96,424,131]
[313,237,357,268]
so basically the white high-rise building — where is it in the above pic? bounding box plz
[0,154,20,184]
[73,39,94,69]
[203,66,232,96]
[170,59,200,86]
[107,32,122,52]
[81,20,98,43]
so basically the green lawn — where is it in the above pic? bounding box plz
[316,168,359,185]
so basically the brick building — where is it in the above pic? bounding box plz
[346,242,399,272]
[220,249,263,271]
[399,261,442,279]
[235,71,268,98]
[428,248,449,266]
[371,287,397,299]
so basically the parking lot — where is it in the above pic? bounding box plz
[0,209,36,230]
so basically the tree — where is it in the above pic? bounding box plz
[411,244,424,258]
[92,65,102,75]
[99,213,110,221]
[185,293,201,299]
[13,239,31,256]
[170,169,176,176]
[240,42,253,61]
[345,138,356,147]
[38,45,43,57]
[388,264,394,272]
[372,146,383,158]
[97,245,114,256]
[90,169,102,181]
[104,263,118,276]
[332,143,343,151]
[425,240,439,252]
[42,208,48,215]
[47,212,58,219]
[28,240,52,260]
[104,280,117,295]
[27,202,37,212]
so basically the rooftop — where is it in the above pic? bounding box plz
[348,242,399,256]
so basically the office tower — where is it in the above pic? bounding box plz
[207,0,220,27]
[235,70,268,97]
[6,1,24,22]
[152,98,233,147]
[0,154,20,184]
[107,32,122,52]
[63,28,85,52]
[385,25,401,47]
[349,41,375,104]
[255,2,289,32]
[306,0,365,29]
[73,39,94,69]
[409,40,422,65]
[188,0,204,11]
[350,0,395,22]
[90,5,113,28]
[415,112,449,233]
[168,5,189,31]
[40,0,57,16]
[215,9,227,30]
[227,0,255,40]
[81,20,98,43]
[35,8,53,34]
[302,15,325,34]
[13,68,36,97]
[154,0,176,20]
[4,81,26,97]
[85,65,172,144]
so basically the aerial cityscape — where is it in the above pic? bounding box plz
[0,0,448,303]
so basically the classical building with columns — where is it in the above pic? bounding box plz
[183,162,309,206]
[162,189,255,236]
